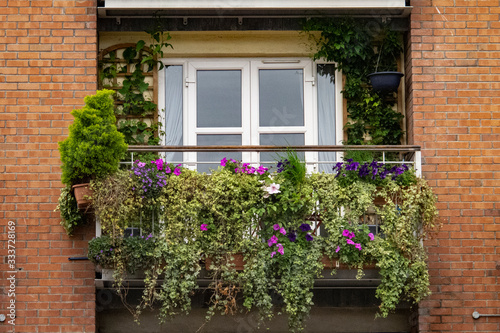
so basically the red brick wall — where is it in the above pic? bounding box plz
[0,1,97,332]
[410,0,500,332]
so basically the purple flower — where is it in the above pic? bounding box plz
[221,157,228,167]
[287,232,297,242]
[273,224,280,231]
[200,224,208,231]
[279,227,286,236]
[305,234,313,242]
[368,233,375,241]
[299,223,311,232]
[335,246,340,253]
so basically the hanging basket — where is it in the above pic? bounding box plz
[367,71,404,93]
[72,183,93,210]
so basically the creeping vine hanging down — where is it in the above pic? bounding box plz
[303,17,405,145]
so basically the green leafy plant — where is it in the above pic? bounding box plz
[88,153,439,331]
[55,185,86,235]
[304,18,404,145]
[58,89,128,185]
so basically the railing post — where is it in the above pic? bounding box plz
[415,150,422,177]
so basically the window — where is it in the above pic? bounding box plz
[158,58,343,173]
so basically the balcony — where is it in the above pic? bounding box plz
[88,144,437,327]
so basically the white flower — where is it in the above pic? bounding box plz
[265,183,281,195]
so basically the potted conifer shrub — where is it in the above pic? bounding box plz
[58,89,128,209]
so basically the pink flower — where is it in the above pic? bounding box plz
[335,246,340,253]
[277,243,284,255]
[268,235,278,247]
[346,239,355,245]
[355,243,362,251]
[279,227,286,236]
[348,232,355,239]
[273,224,280,231]
[368,233,375,241]
[257,166,268,175]
[270,251,276,258]
[174,165,181,176]
[220,157,227,167]
[153,159,164,171]
[137,161,146,168]
[342,229,350,237]
[200,224,208,231]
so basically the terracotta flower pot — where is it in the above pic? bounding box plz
[321,255,377,270]
[72,183,93,210]
[205,253,245,271]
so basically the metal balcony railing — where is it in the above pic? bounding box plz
[122,145,422,177]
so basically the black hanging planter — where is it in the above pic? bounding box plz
[367,71,404,93]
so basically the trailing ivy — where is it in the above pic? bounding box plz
[303,17,404,145]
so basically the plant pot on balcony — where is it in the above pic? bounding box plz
[321,255,377,270]
[205,253,245,271]
[367,71,404,93]
[72,183,93,210]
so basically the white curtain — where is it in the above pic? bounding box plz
[317,66,336,173]
[164,66,183,163]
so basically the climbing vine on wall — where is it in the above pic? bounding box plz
[304,18,404,145]
[98,24,172,147]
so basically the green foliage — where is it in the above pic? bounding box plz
[89,156,439,330]
[118,119,161,145]
[55,185,86,236]
[99,25,171,149]
[91,169,139,238]
[58,89,128,185]
[88,235,115,268]
[303,18,404,145]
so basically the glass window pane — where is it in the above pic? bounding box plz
[259,133,304,166]
[164,65,183,164]
[259,69,304,127]
[197,134,242,173]
[197,70,241,128]
[317,64,337,173]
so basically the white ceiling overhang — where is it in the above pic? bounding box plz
[98,0,412,18]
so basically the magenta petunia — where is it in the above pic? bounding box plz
[355,243,362,251]
[335,246,340,253]
[270,251,276,258]
[368,233,375,241]
[346,239,355,245]
[220,157,228,167]
[342,229,350,237]
[273,224,280,231]
[279,227,286,236]
[200,224,208,231]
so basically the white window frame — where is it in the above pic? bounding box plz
[158,57,344,170]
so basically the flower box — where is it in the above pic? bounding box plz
[205,253,245,271]
[321,256,377,270]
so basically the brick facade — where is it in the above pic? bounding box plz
[0,1,498,332]
[409,1,500,332]
[0,1,97,332]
